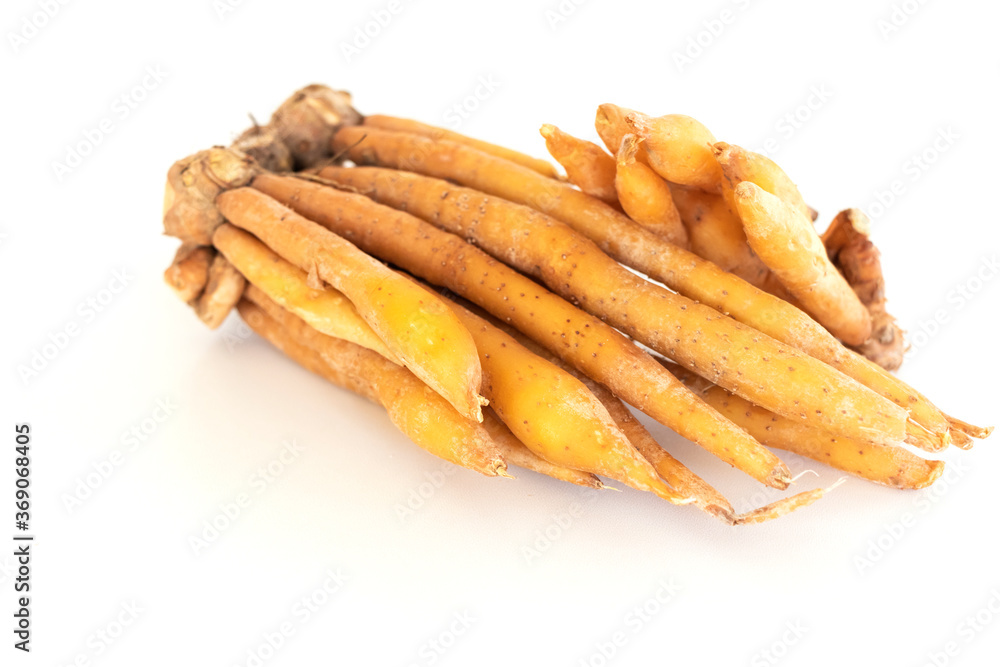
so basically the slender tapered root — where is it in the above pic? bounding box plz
[164,243,214,305]
[734,478,847,525]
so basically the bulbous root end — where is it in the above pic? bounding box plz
[231,124,294,173]
[269,84,363,170]
[162,147,259,245]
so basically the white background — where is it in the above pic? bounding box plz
[2,0,999,665]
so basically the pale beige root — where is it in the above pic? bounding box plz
[162,147,259,245]
[193,253,245,329]
[733,479,846,525]
[324,136,907,451]
[822,208,904,371]
[669,185,792,300]
[734,182,873,346]
[624,111,723,192]
[440,295,691,505]
[231,123,294,173]
[239,297,507,477]
[363,114,560,178]
[304,166,793,490]
[268,84,362,169]
[539,124,617,203]
[212,223,399,362]
[615,134,689,248]
[481,408,605,489]
[595,103,636,154]
[713,142,813,222]
[216,186,486,422]
[667,362,945,490]
[164,243,214,304]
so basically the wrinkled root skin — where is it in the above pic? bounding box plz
[162,147,259,245]
[269,84,363,170]
[822,208,904,371]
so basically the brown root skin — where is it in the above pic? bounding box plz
[269,84,362,170]
[822,208,905,371]
[231,123,294,173]
[164,243,214,305]
[162,147,259,245]
[194,254,246,329]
